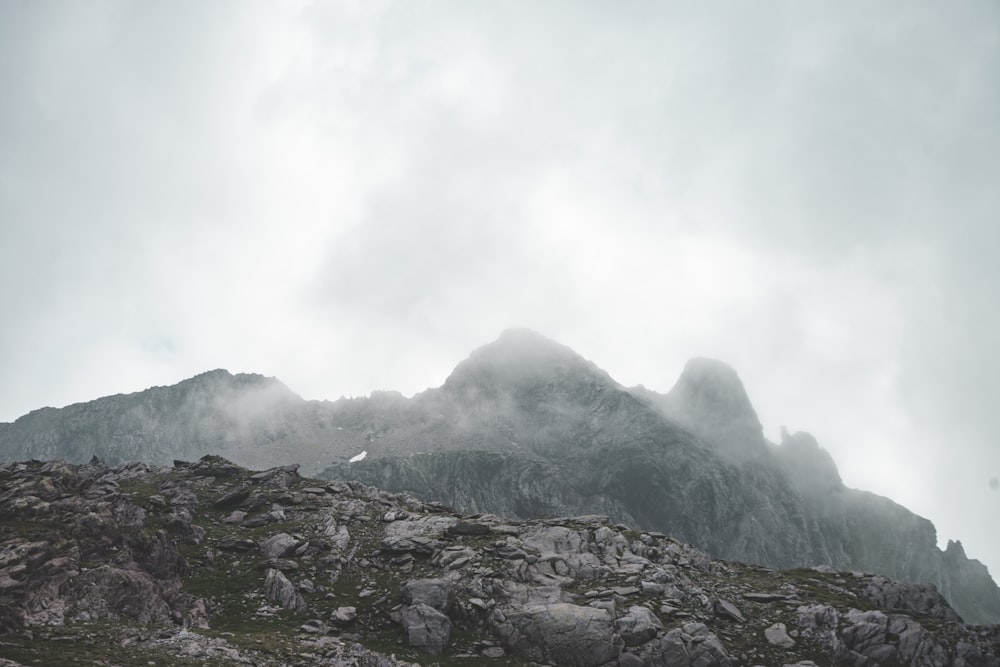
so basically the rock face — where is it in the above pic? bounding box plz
[492,602,623,666]
[1,329,998,625]
[0,455,998,666]
[0,459,192,633]
[648,356,769,459]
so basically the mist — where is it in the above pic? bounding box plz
[1,1,998,578]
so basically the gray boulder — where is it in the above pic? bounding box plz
[330,606,357,626]
[491,602,623,667]
[260,533,299,559]
[263,568,306,612]
[859,575,961,622]
[402,578,454,614]
[400,603,451,655]
[615,605,663,647]
[764,622,795,648]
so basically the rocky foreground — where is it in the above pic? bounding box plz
[0,456,997,667]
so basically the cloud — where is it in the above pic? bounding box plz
[1,0,999,575]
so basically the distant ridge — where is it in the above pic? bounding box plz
[1,329,998,623]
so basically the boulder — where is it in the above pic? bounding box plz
[260,533,299,559]
[764,622,795,648]
[217,537,255,553]
[615,605,663,646]
[212,485,251,509]
[263,568,306,613]
[401,603,451,655]
[330,606,357,626]
[402,579,454,614]
[714,599,744,623]
[492,602,623,667]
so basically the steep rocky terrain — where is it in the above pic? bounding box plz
[1,329,998,625]
[1,456,998,667]
[320,331,1000,625]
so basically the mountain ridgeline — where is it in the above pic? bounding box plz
[0,329,997,624]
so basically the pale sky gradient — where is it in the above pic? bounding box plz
[2,1,998,577]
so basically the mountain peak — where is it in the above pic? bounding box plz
[661,357,766,455]
[775,429,844,493]
[492,327,575,357]
[442,329,615,396]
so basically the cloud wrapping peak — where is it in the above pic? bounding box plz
[1,0,998,575]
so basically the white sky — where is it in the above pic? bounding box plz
[2,1,998,576]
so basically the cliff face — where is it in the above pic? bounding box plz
[0,330,997,624]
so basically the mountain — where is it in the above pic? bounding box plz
[0,329,997,624]
[1,455,997,667]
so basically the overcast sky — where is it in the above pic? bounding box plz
[2,0,998,576]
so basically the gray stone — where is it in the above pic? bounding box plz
[615,605,663,647]
[859,575,962,622]
[263,568,306,612]
[618,652,646,667]
[714,599,744,623]
[446,521,491,536]
[212,485,251,508]
[299,619,327,634]
[491,602,623,667]
[659,629,689,666]
[402,578,455,614]
[381,517,457,554]
[330,606,357,626]
[260,533,299,559]
[764,622,795,648]
[401,603,451,655]
[240,513,275,528]
[640,581,664,596]
[217,537,255,552]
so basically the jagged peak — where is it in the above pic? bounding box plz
[181,369,274,386]
[775,429,844,493]
[171,369,300,397]
[945,540,967,558]
[669,358,759,422]
[442,329,616,396]
[660,357,765,454]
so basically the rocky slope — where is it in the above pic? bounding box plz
[0,329,998,625]
[1,455,998,667]
[320,331,1000,625]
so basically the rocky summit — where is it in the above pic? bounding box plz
[1,456,998,667]
[1,329,999,626]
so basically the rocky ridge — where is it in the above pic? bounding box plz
[1,456,998,667]
[1,329,998,625]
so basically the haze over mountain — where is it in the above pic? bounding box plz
[1,329,997,625]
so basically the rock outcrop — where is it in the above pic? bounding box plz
[0,455,998,666]
[643,356,770,459]
[1,329,998,625]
